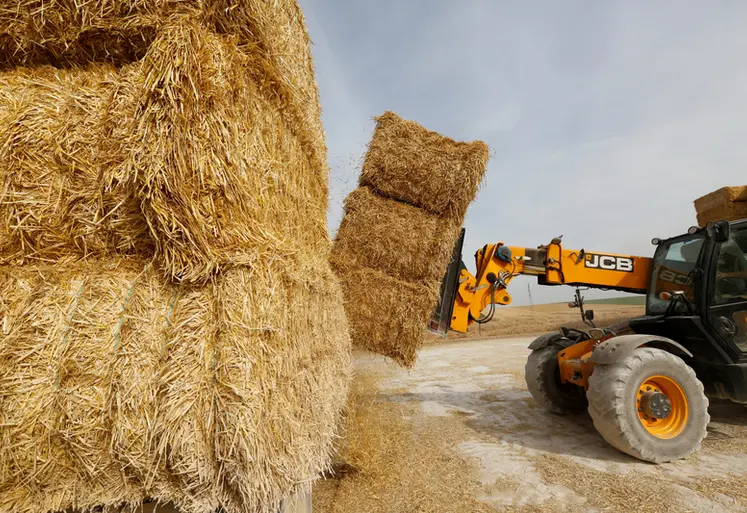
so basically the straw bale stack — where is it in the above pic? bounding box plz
[0,2,351,512]
[331,112,488,367]
[694,186,747,226]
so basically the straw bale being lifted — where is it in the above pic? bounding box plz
[694,186,747,226]
[359,111,489,217]
[333,187,462,282]
[0,258,350,513]
[332,113,489,367]
[331,265,441,366]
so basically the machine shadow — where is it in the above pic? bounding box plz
[708,399,747,426]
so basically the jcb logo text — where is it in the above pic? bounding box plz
[584,254,634,272]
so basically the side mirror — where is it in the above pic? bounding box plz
[584,310,595,321]
[707,220,730,243]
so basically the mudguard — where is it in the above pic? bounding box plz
[591,334,693,365]
[527,332,564,350]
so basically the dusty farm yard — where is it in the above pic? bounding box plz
[428,302,646,342]
[315,304,747,513]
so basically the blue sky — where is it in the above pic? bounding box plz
[300,0,747,305]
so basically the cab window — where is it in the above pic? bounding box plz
[648,238,704,315]
[713,226,747,305]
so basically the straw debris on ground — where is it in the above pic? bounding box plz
[313,373,496,513]
[331,112,489,367]
[0,1,350,512]
[532,454,683,513]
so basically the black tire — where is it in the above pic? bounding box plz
[587,347,709,463]
[525,334,588,415]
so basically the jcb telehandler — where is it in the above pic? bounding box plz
[430,220,747,463]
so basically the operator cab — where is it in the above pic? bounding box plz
[631,219,747,402]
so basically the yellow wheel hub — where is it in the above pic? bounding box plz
[636,375,689,439]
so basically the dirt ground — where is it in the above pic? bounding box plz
[315,333,747,513]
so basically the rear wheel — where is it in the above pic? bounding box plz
[587,347,709,463]
[525,334,588,414]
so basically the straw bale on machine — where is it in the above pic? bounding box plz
[331,265,441,366]
[332,187,462,282]
[694,186,747,226]
[359,111,488,218]
[0,2,351,513]
[331,112,489,367]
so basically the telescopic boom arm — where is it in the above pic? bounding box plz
[434,233,652,334]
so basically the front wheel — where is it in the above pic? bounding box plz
[525,336,588,415]
[587,347,709,463]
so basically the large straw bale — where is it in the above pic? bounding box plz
[0,261,162,512]
[359,111,489,217]
[329,263,439,367]
[213,262,350,509]
[0,0,161,69]
[0,258,351,513]
[0,14,329,283]
[131,20,324,281]
[0,64,151,265]
[111,18,328,283]
[0,0,325,177]
[333,187,461,282]
[205,0,326,173]
[694,186,747,226]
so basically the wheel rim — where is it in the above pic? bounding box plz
[636,375,689,439]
